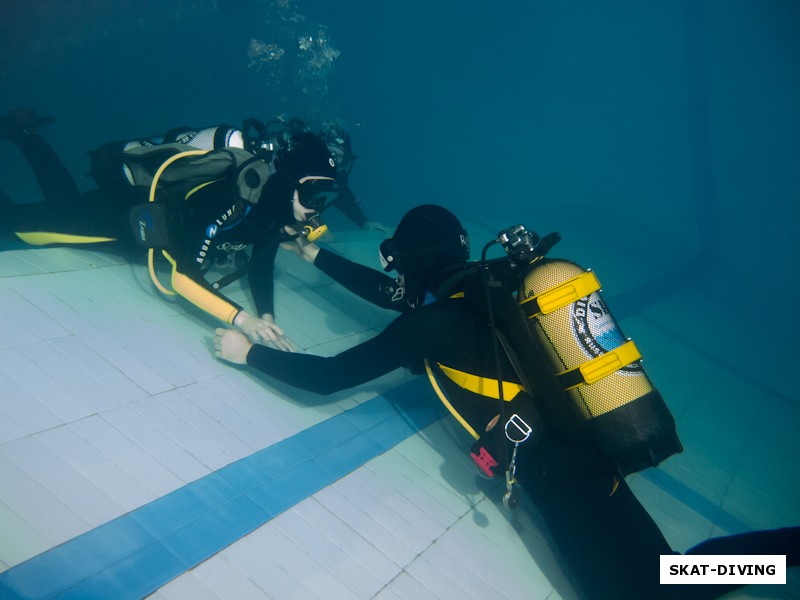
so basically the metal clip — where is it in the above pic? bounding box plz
[502,414,533,510]
[504,413,532,444]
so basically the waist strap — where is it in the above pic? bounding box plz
[436,363,525,401]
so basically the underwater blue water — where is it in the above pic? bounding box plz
[2,0,799,291]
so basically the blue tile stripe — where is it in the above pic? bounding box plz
[0,377,447,600]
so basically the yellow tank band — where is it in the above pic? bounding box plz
[424,360,480,439]
[437,363,524,401]
[521,270,601,317]
[557,339,642,390]
[15,232,117,246]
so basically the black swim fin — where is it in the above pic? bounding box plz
[0,107,55,140]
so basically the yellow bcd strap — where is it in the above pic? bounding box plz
[146,149,210,297]
[437,363,525,401]
[424,360,480,440]
[424,360,529,441]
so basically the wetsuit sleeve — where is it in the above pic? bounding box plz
[163,251,244,324]
[248,238,280,317]
[314,248,409,311]
[246,302,456,394]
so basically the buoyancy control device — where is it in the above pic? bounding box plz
[89,119,329,299]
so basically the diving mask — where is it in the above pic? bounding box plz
[297,175,340,212]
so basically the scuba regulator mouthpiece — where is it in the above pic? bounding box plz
[299,213,328,242]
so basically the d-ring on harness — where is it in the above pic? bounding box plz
[503,413,532,509]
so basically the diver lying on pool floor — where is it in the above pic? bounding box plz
[1,107,341,350]
[214,204,799,599]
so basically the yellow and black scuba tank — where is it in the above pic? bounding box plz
[517,257,682,475]
[438,225,682,479]
[472,225,682,476]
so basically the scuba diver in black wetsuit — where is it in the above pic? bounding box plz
[213,204,800,599]
[0,107,340,350]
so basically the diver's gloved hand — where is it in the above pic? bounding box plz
[363,221,393,235]
[233,311,296,352]
[213,328,252,365]
[536,232,561,257]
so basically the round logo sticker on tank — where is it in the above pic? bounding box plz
[571,292,641,373]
